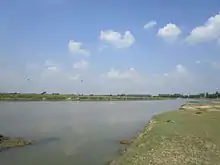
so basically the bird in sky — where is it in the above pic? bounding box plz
[24,76,31,81]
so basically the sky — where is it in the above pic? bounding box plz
[1,0,220,94]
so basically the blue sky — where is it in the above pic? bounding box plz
[1,0,220,94]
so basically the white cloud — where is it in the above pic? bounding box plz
[176,64,187,74]
[158,23,182,41]
[164,64,187,75]
[47,66,57,71]
[196,61,201,64]
[99,64,197,94]
[1,56,219,95]
[100,30,135,48]
[105,67,138,80]
[70,74,80,80]
[186,12,220,44]
[68,40,90,56]
[73,60,89,69]
[99,67,144,94]
[45,60,55,67]
[162,64,188,79]
[144,21,157,29]
[44,60,58,71]
[151,64,196,94]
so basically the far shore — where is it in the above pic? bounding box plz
[110,102,220,165]
[0,98,175,102]
[1,93,219,102]
[0,94,175,101]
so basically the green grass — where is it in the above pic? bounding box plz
[111,103,220,165]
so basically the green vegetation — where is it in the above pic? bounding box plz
[0,93,174,101]
[0,134,32,151]
[111,102,220,165]
[1,91,219,101]
[158,92,220,99]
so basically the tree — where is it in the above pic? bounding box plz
[216,91,219,98]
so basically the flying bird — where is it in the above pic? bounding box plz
[24,76,31,81]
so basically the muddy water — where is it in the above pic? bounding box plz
[0,100,185,165]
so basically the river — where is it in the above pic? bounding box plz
[0,100,185,165]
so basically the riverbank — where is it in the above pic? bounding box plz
[0,94,174,101]
[111,102,220,165]
[0,134,32,151]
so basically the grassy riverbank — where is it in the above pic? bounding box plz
[111,102,220,165]
[0,93,174,101]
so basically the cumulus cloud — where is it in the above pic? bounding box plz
[158,23,182,41]
[152,64,197,94]
[144,21,157,29]
[99,64,198,94]
[186,12,220,44]
[44,60,58,71]
[100,67,144,94]
[100,30,135,48]
[68,40,90,56]
[176,64,187,74]
[163,64,187,77]
[104,68,139,80]
[47,66,57,71]
[73,60,89,69]
[1,57,219,95]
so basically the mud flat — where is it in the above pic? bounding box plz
[0,134,32,152]
[110,102,220,165]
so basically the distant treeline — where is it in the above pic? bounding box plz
[158,92,220,99]
[0,92,219,101]
[0,92,168,101]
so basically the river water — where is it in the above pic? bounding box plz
[0,100,185,165]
